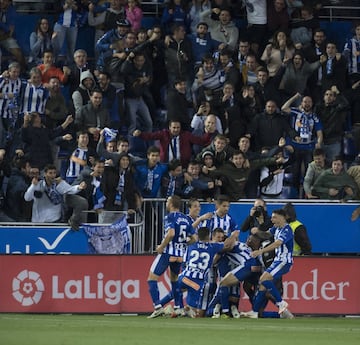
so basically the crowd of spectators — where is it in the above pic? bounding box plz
[0,0,359,227]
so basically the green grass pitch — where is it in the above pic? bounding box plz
[0,314,359,345]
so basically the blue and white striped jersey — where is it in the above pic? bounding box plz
[182,241,224,281]
[270,224,294,264]
[201,211,237,237]
[186,214,200,232]
[217,242,256,275]
[66,148,89,179]
[0,77,22,119]
[163,211,195,257]
[225,242,254,268]
[20,82,49,115]
[289,107,322,148]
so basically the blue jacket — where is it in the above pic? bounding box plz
[188,32,221,65]
[134,160,168,198]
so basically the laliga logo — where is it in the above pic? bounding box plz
[12,270,44,306]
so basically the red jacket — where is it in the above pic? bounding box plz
[140,129,211,167]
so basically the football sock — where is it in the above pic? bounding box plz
[159,292,173,306]
[253,290,266,312]
[220,286,230,313]
[148,280,160,307]
[262,280,282,303]
[172,281,183,308]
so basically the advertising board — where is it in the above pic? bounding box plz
[0,256,358,314]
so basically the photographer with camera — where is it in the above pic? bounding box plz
[240,198,272,234]
[24,164,86,223]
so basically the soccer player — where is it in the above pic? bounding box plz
[147,195,196,318]
[178,227,239,318]
[219,234,263,284]
[200,194,238,237]
[186,198,213,232]
[242,209,294,318]
[196,227,225,318]
[218,233,271,318]
[209,233,265,319]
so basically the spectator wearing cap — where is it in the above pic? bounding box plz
[200,150,217,176]
[88,0,126,56]
[95,18,131,71]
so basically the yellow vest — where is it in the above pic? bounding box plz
[289,220,302,256]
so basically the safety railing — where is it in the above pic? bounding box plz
[1,199,359,255]
[319,5,360,21]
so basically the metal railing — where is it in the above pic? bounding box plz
[319,5,360,21]
[13,0,58,13]
[13,0,164,15]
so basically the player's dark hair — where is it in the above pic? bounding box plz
[198,227,210,241]
[216,194,230,204]
[272,208,287,218]
[147,146,160,155]
[313,148,325,157]
[168,159,182,171]
[187,198,199,209]
[212,227,225,236]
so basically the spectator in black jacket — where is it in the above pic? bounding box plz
[247,100,297,152]
[102,152,140,223]
[3,156,32,222]
[320,41,348,93]
[313,86,349,162]
[166,79,192,131]
[21,112,73,171]
[164,24,193,99]
[121,51,153,134]
[65,49,95,96]
[253,67,285,110]
[240,198,273,235]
